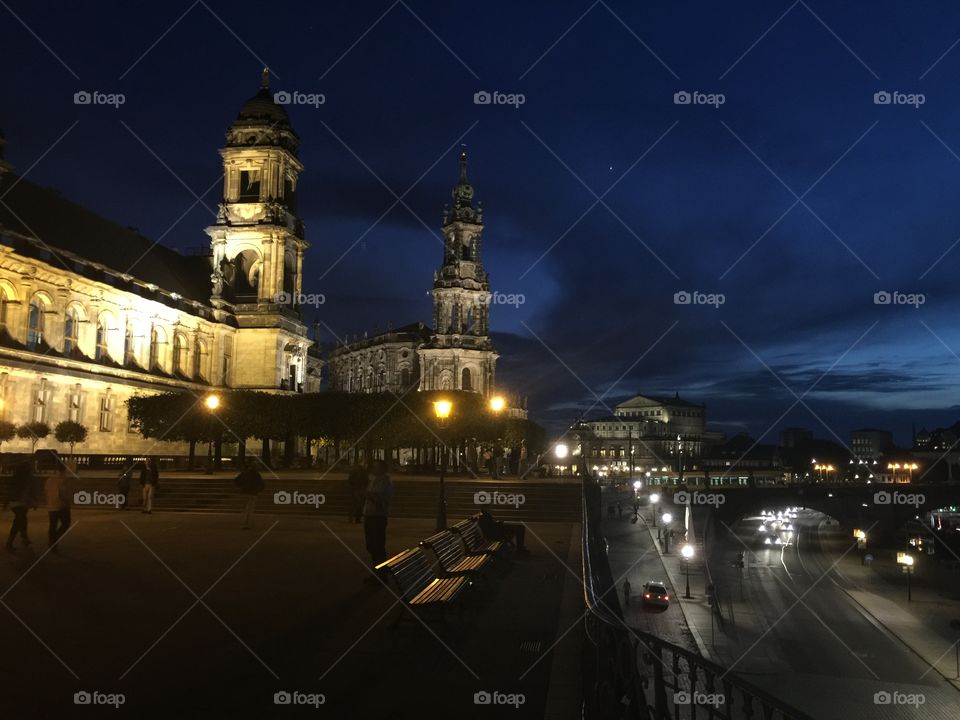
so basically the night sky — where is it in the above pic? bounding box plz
[5,1,960,443]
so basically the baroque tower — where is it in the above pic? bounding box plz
[205,69,314,391]
[418,149,498,394]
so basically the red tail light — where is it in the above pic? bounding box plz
[644,593,651,599]
[664,595,669,601]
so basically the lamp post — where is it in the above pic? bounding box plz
[555,442,569,477]
[681,543,695,598]
[434,399,452,530]
[662,512,673,552]
[897,552,914,601]
[489,396,505,477]
[203,393,221,475]
[650,492,660,528]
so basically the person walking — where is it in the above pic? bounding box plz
[140,458,159,513]
[347,464,368,524]
[45,457,74,553]
[5,462,36,551]
[362,460,393,583]
[234,460,264,530]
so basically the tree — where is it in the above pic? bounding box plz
[0,420,16,452]
[54,420,88,455]
[17,421,50,453]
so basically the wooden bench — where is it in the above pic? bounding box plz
[420,530,494,578]
[376,547,470,625]
[451,517,508,555]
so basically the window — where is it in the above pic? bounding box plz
[193,340,204,380]
[26,298,44,350]
[149,327,160,370]
[239,169,261,201]
[461,367,472,391]
[221,353,231,386]
[95,317,110,361]
[98,393,114,432]
[64,308,79,354]
[0,296,9,334]
[31,378,47,423]
[67,384,82,423]
[173,334,186,375]
[400,367,410,387]
[124,325,135,365]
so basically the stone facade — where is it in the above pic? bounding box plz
[0,71,321,455]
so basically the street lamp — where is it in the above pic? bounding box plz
[434,399,452,530]
[650,492,660,528]
[661,512,673,552]
[203,393,221,474]
[488,395,506,414]
[897,552,915,601]
[681,543,695,598]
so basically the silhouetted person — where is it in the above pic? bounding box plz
[5,462,36,551]
[141,458,159,513]
[45,457,74,552]
[363,460,393,582]
[234,460,264,529]
[477,507,527,552]
[347,464,368,524]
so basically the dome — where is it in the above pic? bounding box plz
[233,68,291,127]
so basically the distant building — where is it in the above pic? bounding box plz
[572,393,706,477]
[850,428,893,461]
[701,434,785,483]
[780,427,813,448]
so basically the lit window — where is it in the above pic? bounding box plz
[95,317,110,361]
[26,299,44,350]
[64,308,80,354]
[98,394,114,432]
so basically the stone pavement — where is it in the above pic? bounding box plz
[0,508,583,719]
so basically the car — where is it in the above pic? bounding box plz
[641,581,671,608]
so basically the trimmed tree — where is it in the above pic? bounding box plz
[0,420,16,452]
[54,420,88,456]
[17,421,51,453]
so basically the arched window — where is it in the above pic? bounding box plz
[173,334,186,375]
[149,326,160,370]
[461,367,472,391]
[64,307,79,354]
[377,368,386,392]
[95,317,110,361]
[193,339,205,380]
[26,298,44,350]
[400,367,410,387]
[123,325,135,365]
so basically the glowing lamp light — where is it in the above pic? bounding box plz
[662,513,673,524]
[681,544,695,560]
[433,399,452,420]
[204,394,221,411]
[650,493,660,504]
[489,396,506,413]
[632,480,642,490]
[554,443,569,459]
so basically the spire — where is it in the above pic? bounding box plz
[450,145,476,215]
[261,67,270,90]
[459,145,468,182]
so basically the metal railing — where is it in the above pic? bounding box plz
[581,476,814,720]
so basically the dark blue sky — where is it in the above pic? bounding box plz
[4,0,960,443]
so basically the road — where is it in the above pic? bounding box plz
[707,506,960,718]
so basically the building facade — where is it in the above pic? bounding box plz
[329,149,499,397]
[0,71,320,454]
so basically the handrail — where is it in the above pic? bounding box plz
[581,475,815,720]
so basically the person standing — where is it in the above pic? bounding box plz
[234,460,264,529]
[45,457,74,553]
[140,458,159,514]
[5,462,36,551]
[362,460,393,582]
[347,464,368,524]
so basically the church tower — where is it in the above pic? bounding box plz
[205,69,314,391]
[418,149,498,394]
